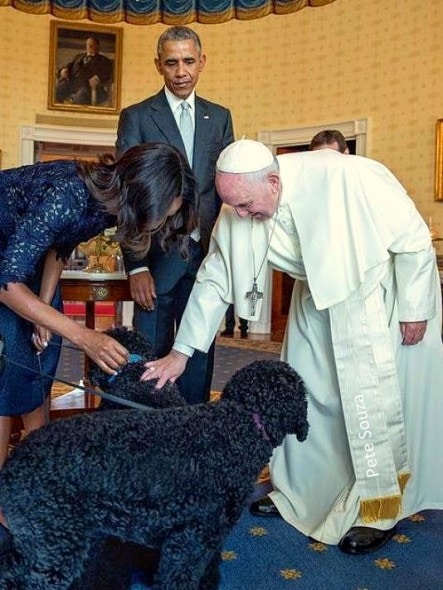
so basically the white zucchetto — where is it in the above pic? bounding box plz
[216,139,274,174]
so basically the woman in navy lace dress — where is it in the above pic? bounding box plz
[0,142,197,467]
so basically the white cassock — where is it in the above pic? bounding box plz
[174,149,443,544]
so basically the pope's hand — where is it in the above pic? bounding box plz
[141,350,189,389]
[400,320,427,345]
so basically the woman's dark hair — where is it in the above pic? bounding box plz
[78,143,198,257]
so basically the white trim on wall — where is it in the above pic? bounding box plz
[257,118,368,155]
[20,124,117,165]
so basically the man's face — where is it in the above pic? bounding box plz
[155,40,206,100]
[86,38,99,56]
[215,172,281,221]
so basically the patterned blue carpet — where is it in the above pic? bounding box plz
[129,487,442,590]
[214,506,443,590]
[211,337,280,392]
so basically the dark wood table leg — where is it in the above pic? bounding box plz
[84,301,96,408]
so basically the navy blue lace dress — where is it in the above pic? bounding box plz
[0,160,116,415]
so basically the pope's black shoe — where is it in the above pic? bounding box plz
[339,525,397,555]
[249,496,281,517]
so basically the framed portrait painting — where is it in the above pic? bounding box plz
[48,21,123,115]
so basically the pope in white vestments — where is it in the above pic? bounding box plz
[143,141,443,550]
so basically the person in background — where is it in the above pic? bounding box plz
[141,139,443,555]
[309,128,350,153]
[220,304,248,338]
[116,25,234,404]
[0,142,197,468]
[56,36,113,106]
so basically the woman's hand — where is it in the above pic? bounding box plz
[81,329,129,375]
[141,350,189,388]
[0,281,128,374]
[32,325,52,353]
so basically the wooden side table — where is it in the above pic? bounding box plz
[60,270,131,330]
[59,270,132,408]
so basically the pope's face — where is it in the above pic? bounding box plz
[215,172,281,221]
[155,40,206,100]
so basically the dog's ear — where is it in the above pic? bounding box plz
[104,327,157,360]
[87,328,157,388]
[221,361,309,446]
[264,364,309,443]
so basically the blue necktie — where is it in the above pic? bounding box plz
[179,101,194,166]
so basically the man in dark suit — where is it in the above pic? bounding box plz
[116,26,234,404]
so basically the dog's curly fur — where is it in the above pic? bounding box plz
[0,328,309,590]
[89,327,187,411]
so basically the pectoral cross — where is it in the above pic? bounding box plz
[246,280,263,316]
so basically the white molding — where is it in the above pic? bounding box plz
[257,118,368,156]
[20,124,117,165]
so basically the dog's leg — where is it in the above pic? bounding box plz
[151,528,220,590]
[0,549,28,589]
[69,538,130,590]
[4,522,95,590]
[198,551,221,590]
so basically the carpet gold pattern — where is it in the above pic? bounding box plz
[216,336,282,354]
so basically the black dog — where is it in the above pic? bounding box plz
[0,329,308,589]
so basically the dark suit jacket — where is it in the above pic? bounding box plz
[63,53,113,90]
[116,89,234,263]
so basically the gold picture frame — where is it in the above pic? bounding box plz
[435,119,443,201]
[48,21,122,115]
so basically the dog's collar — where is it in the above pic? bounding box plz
[252,412,270,442]
[108,353,144,383]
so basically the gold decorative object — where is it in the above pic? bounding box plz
[78,230,121,273]
[92,286,110,299]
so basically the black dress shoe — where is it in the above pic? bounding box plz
[249,496,281,517]
[339,525,397,555]
[220,329,234,337]
[240,329,248,339]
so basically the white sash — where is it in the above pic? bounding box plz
[329,285,410,522]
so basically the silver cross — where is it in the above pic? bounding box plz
[246,280,263,316]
